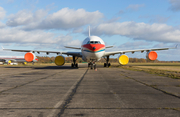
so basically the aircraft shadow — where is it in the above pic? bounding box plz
[4,66,78,70]
[33,66,79,69]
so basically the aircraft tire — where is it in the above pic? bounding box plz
[94,64,96,69]
[104,63,106,67]
[75,63,78,68]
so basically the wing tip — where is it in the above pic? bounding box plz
[175,44,178,49]
[1,46,4,50]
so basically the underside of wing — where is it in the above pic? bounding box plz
[103,46,176,56]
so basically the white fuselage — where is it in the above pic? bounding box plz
[81,36,105,62]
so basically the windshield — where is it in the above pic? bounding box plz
[87,41,101,44]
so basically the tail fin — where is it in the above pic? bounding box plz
[89,26,90,37]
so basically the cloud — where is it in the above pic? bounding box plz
[149,16,170,23]
[6,8,104,30]
[127,4,145,11]
[0,28,53,43]
[118,41,150,49]
[0,27,82,49]
[91,22,180,43]
[28,8,103,30]
[169,0,180,11]
[6,9,48,27]
[139,15,170,23]
[0,7,6,19]
[7,0,14,3]
[0,22,5,28]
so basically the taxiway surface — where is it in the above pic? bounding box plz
[0,64,180,117]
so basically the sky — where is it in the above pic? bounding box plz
[0,0,180,61]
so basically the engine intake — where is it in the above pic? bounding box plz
[118,55,129,65]
[146,51,158,61]
[55,55,65,66]
[24,52,36,62]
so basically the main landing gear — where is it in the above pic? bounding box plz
[71,56,78,68]
[104,56,111,67]
[88,62,97,70]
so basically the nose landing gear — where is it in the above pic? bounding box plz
[88,62,97,70]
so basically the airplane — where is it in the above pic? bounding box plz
[2,28,177,69]
[0,56,38,65]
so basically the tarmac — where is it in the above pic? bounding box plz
[0,64,180,117]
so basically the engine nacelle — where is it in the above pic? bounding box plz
[55,55,65,66]
[24,52,36,62]
[118,54,129,65]
[146,51,158,61]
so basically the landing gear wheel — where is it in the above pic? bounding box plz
[71,56,78,68]
[104,63,107,67]
[108,63,111,67]
[88,63,90,68]
[91,64,93,69]
[94,64,96,69]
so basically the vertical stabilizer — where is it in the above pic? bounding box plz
[89,26,90,37]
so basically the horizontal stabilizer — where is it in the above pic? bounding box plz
[105,46,114,48]
[64,46,81,49]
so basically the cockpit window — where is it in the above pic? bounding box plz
[87,41,101,44]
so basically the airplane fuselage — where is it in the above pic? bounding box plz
[81,36,105,62]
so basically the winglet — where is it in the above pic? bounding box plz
[175,44,178,49]
[1,46,4,50]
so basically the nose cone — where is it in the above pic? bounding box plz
[93,47,96,50]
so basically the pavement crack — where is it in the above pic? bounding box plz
[56,69,88,117]
[121,73,180,99]
[0,71,64,94]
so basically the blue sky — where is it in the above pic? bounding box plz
[0,0,180,61]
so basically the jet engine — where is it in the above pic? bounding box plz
[24,52,36,62]
[146,51,158,61]
[55,55,65,66]
[118,54,129,65]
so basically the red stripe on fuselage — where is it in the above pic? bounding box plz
[82,44,105,51]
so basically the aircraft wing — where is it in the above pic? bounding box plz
[103,45,177,57]
[3,48,82,57]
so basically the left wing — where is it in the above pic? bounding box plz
[103,45,177,56]
[3,48,82,57]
